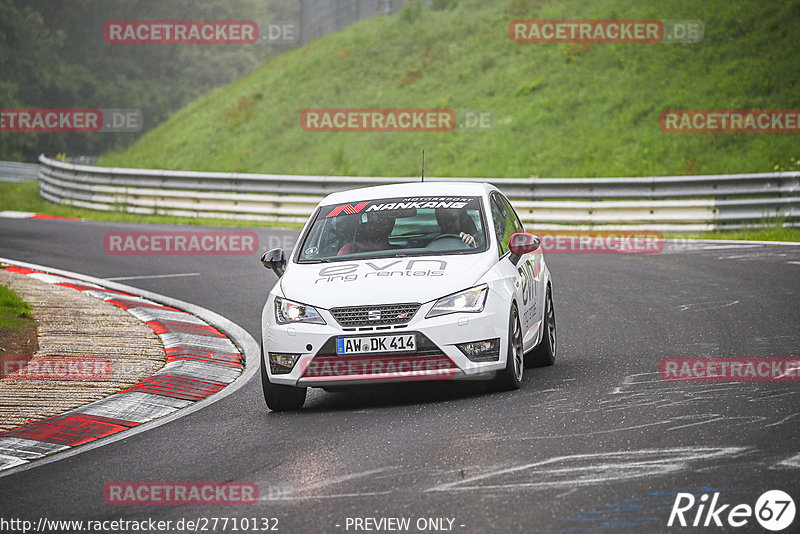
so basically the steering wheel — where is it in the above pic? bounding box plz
[429,233,464,242]
[426,234,470,250]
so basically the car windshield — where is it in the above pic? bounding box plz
[297,195,487,262]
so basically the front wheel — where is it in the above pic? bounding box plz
[525,286,556,368]
[261,347,306,411]
[494,304,524,391]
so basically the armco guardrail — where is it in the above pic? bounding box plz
[37,155,800,231]
[0,161,38,183]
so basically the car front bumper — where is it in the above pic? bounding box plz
[262,291,512,387]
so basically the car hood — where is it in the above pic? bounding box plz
[279,253,495,309]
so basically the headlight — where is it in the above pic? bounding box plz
[275,297,326,325]
[426,285,488,318]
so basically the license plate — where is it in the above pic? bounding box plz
[336,334,416,355]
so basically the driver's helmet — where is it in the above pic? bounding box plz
[360,211,395,240]
[435,207,461,233]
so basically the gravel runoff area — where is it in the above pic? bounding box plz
[0,269,165,433]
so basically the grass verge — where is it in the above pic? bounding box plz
[696,226,800,242]
[100,0,800,179]
[0,283,34,330]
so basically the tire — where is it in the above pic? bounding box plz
[494,304,524,391]
[525,286,556,368]
[261,345,306,411]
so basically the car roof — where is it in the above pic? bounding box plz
[319,181,497,206]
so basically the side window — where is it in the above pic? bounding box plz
[501,195,524,236]
[490,193,509,256]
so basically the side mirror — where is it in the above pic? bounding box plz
[508,232,540,265]
[261,248,287,277]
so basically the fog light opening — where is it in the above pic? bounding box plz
[456,338,501,362]
[269,352,301,374]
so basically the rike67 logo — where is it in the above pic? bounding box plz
[668,490,795,531]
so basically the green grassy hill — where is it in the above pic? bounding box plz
[100,0,800,178]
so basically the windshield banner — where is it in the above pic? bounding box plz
[322,196,481,218]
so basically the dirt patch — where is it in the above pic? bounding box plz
[0,321,38,378]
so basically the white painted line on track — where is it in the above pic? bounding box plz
[0,211,39,218]
[689,239,800,246]
[717,253,787,260]
[676,300,739,312]
[0,437,69,458]
[0,454,27,470]
[425,448,747,493]
[259,467,399,502]
[271,490,395,502]
[764,413,800,427]
[105,272,200,281]
[774,453,800,469]
[700,244,763,250]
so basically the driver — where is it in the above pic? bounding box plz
[435,208,478,247]
[337,212,396,255]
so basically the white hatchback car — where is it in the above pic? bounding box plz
[260,182,556,410]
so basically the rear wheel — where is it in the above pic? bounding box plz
[261,346,306,411]
[494,304,523,390]
[525,286,556,368]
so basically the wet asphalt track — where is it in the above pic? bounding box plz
[0,217,798,533]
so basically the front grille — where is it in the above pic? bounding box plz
[302,332,457,379]
[330,303,420,327]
